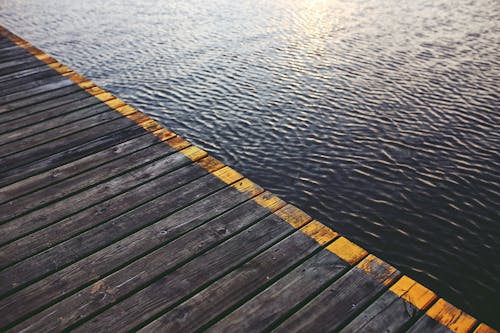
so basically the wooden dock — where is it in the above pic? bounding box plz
[0,26,496,333]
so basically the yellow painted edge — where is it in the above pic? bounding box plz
[299,220,338,246]
[326,236,368,265]
[426,299,477,333]
[230,178,264,198]
[355,254,399,286]
[252,191,287,213]
[0,24,491,332]
[389,275,437,310]
[274,204,311,229]
[474,323,498,333]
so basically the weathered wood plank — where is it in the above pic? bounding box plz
[0,56,47,76]
[0,95,106,139]
[0,84,83,114]
[70,210,303,333]
[0,138,184,246]
[0,67,63,96]
[0,114,142,173]
[0,150,205,265]
[0,63,54,84]
[407,299,477,333]
[272,255,401,332]
[0,51,32,62]
[0,138,177,222]
[0,168,238,296]
[0,46,30,59]
[0,58,55,79]
[0,131,166,206]
[341,276,437,333]
[0,124,146,187]
[0,103,122,156]
[0,43,23,53]
[0,76,74,105]
[141,224,330,332]
[206,249,349,333]
[0,89,94,124]
[3,181,271,331]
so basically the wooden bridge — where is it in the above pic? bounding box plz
[0,25,496,333]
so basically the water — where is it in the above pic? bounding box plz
[1,0,499,327]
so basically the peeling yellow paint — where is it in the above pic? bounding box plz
[426,299,476,333]
[299,220,338,246]
[151,128,176,142]
[356,255,398,285]
[274,205,311,229]
[166,137,191,151]
[326,237,367,265]
[180,146,208,162]
[231,178,264,198]
[252,191,286,213]
[389,275,436,310]
[474,323,498,333]
[197,156,225,173]
[212,167,243,185]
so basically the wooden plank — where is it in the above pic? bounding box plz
[272,255,400,332]
[0,63,54,84]
[0,51,32,61]
[0,69,60,94]
[0,89,94,124]
[69,209,304,333]
[341,276,437,333]
[206,249,349,333]
[0,45,30,59]
[0,136,182,245]
[0,71,67,98]
[0,150,205,265]
[0,56,47,76]
[0,84,83,115]
[0,95,107,139]
[140,223,334,332]
[407,299,477,333]
[0,124,147,187]
[0,58,55,78]
[0,76,74,105]
[0,130,167,206]
[0,54,35,65]
[3,181,272,331]
[0,41,17,50]
[0,138,177,222]
[0,168,238,296]
[0,113,142,173]
[0,44,23,53]
[0,103,121,156]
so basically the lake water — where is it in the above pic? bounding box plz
[1,0,498,327]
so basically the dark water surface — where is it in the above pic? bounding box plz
[1,0,499,327]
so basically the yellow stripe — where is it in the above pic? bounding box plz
[299,220,338,246]
[211,167,243,185]
[274,205,311,229]
[252,191,286,213]
[426,299,477,333]
[325,237,368,265]
[0,24,490,332]
[389,275,437,310]
[474,323,498,333]
[355,254,398,286]
[231,178,264,198]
